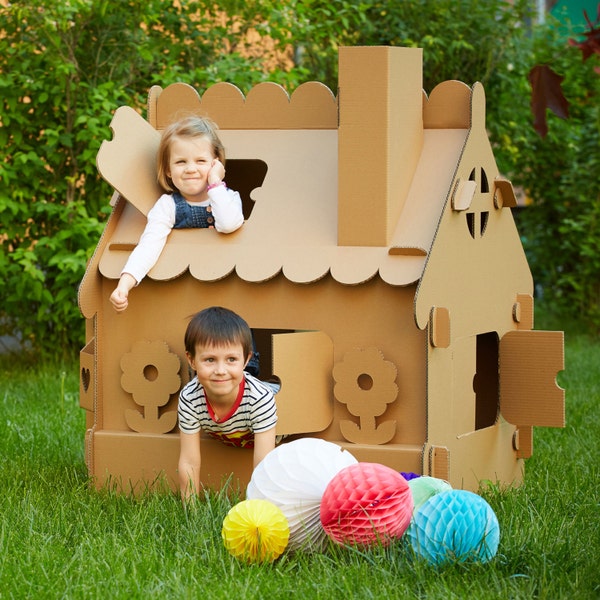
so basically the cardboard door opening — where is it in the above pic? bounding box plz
[474,331,499,430]
[223,159,268,219]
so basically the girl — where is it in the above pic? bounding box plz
[110,116,244,312]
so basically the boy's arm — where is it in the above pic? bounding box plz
[178,431,201,501]
[252,427,276,469]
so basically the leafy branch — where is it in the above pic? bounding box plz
[529,2,600,137]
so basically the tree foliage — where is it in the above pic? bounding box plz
[1,0,598,357]
[498,9,600,329]
[0,0,291,356]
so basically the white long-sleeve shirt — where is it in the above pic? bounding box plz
[122,185,244,283]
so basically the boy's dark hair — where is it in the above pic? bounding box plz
[185,306,252,359]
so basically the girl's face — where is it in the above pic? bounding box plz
[167,135,215,202]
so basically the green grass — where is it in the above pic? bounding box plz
[0,321,598,599]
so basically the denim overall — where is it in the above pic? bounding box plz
[172,192,215,229]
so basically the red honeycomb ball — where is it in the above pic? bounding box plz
[320,462,414,547]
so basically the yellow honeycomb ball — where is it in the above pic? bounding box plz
[222,499,289,562]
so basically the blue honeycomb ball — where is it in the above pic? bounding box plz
[407,490,500,565]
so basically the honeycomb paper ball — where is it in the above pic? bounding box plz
[408,476,452,512]
[320,462,414,547]
[222,499,289,563]
[247,438,358,551]
[407,490,500,565]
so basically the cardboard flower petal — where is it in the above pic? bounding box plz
[246,438,358,551]
[407,490,500,565]
[222,499,289,563]
[320,462,413,547]
[120,340,181,398]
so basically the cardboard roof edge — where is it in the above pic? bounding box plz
[82,47,499,318]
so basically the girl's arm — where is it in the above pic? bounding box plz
[208,185,245,234]
[120,194,175,283]
[252,427,277,469]
[109,195,174,311]
[178,431,202,502]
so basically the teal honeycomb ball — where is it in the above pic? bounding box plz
[407,490,500,565]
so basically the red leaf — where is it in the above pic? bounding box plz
[528,65,570,137]
[568,3,600,61]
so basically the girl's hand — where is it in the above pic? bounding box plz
[110,287,129,312]
[110,273,137,312]
[208,159,225,186]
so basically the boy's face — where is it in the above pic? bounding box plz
[187,341,250,404]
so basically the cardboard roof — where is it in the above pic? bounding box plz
[96,123,465,286]
[84,47,516,318]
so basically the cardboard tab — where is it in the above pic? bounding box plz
[494,177,518,208]
[451,179,477,211]
[429,307,451,348]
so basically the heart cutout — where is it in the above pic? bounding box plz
[81,367,91,392]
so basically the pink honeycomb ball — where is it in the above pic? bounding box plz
[320,462,414,547]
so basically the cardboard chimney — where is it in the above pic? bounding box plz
[78,46,565,493]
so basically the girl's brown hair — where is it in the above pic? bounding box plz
[156,115,226,193]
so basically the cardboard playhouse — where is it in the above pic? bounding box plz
[78,46,565,494]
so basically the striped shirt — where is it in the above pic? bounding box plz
[178,373,277,448]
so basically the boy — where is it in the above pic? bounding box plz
[177,306,277,501]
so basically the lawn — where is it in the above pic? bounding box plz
[0,318,598,599]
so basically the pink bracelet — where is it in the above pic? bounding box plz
[207,181,225,191]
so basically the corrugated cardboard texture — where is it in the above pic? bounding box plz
[272,331,334,434]
[338,46,423,247]
[96,107,162,217]
[500,330,565,427]
[149,81,338,131]
[80,46,565,494]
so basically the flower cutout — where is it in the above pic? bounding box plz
[333,347,398,444]
[120,340,181,433]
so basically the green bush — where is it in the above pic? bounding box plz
[1,0,597,356]
[492,12,600,331]
[0,0,290,357]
